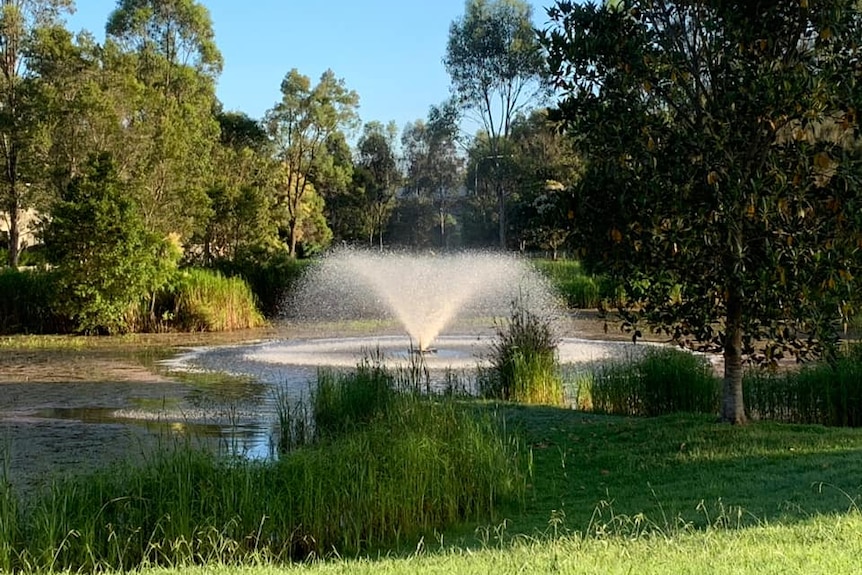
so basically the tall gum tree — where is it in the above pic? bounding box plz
[0,0,73,267]
[106,0,223,241]
[542,0,862,423]
[264,69,358,257]
[445,0,547,249]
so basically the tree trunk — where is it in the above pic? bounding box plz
[5,195,19,268]
[288,217,298,257]
[721,285,747,424]
[496,182,506,250]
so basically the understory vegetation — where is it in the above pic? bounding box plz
[532,259,620,310]
[575,344,862,428]
[0,266,265,335]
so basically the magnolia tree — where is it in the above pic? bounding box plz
[542,0,862,423]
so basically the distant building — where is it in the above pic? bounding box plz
[0,208,41,252]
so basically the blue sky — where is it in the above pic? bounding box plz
[66,1,556,135]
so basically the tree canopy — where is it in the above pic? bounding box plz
[542,0,862,422]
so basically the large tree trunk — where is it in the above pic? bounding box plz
[5,194,19,268]
[721,285,747,424]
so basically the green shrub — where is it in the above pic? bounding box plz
[43,154,176,334]
[0,268,64,334]
[745,344,862,426]
[481,300,564,405]
[583,347,720,416]
[214,248,314,318]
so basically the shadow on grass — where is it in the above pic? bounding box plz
[497,404,862,538]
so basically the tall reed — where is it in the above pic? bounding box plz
[583,347,720,416]
[745,344,862,426]
[166,268,265,331]
[482,300,564,406]
[1,363,527,571]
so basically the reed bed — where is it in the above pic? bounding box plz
[167,269,265,332]
[0,360,526,572]
[745,344,862,426]
[579,347,720,416]
[481,301,565,406]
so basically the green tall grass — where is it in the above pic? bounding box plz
[531,259,621,309]
[481,301,564,406]
[0,268,64,334]
[164,269,265,332]
[745,344,862,426]
[0,363,526,571]
[580,347,720,416]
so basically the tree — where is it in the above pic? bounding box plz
[197,111,278,262]
[43,153,174,333]
[265,69,358,256]
[106,0,223,241]
[542,0,862,423]
[445,0,547,249]
[356,121,401,250]
[0,0,73,267]
[507,109,582,256]
[401,103,464,248]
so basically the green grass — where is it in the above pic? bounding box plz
[141,513,862,574]
[531,259,621,310]
[4,408,862,572]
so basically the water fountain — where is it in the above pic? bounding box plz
[288,249,558,352]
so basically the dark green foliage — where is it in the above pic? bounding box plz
[482,300,564,405]
[581,347,721,416]
[214,248,313,318]
[42,154,174,334]
[745,345,862,427]
[542,0,862,423]
[0,268,64,334]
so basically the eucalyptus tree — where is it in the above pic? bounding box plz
[106,0,223,241]
[265,68,359,256]
[198,111,278,262]
[542,0,862,423]
[356,120,401,250]
[445,0,547,249]
[0,0,73,267]
[401,103,464,248]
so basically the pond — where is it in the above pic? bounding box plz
[0,317,644,490]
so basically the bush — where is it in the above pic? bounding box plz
[532,259,622,309]
[745,344,862,426]
[43,154,175,334]
[581,347,720,416]
[213,247,314,318]
[0,268,64,334]
[481,300,564,405]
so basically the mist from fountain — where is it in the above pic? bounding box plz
[288,249,559,350]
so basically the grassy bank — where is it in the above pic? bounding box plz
[3,407,862,572]
[146,514,862,574]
